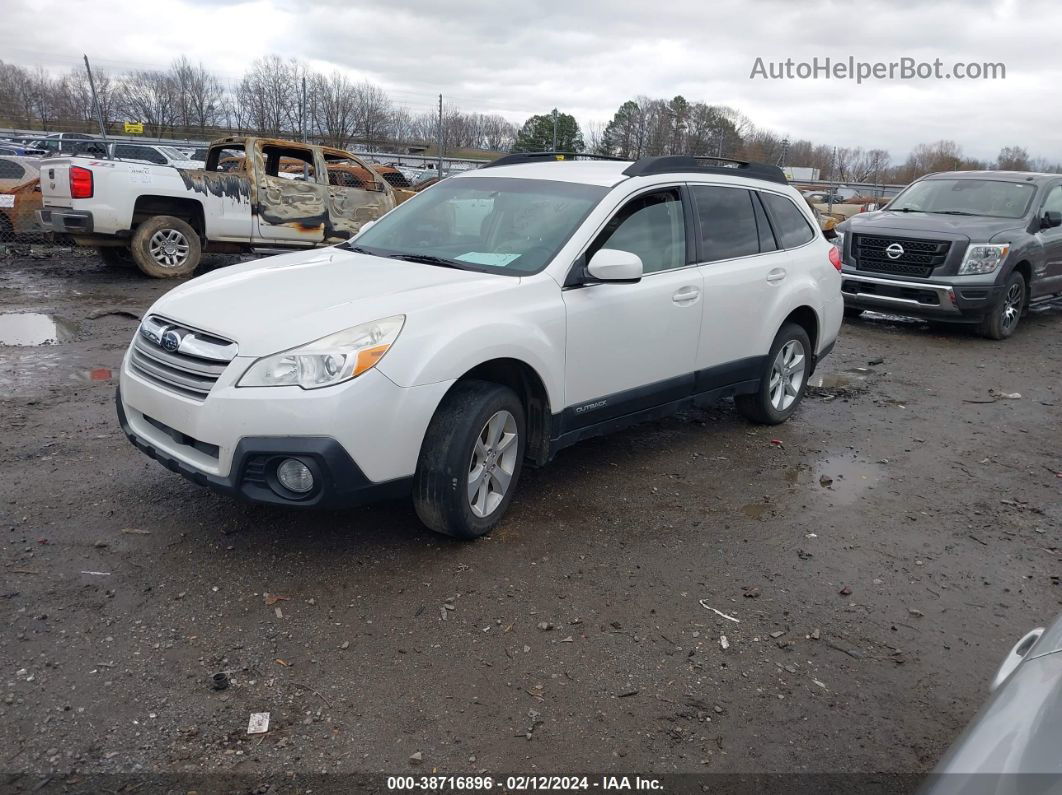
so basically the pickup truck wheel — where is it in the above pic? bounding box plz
[130,215,201,278]
[736,322,812,425]
[413,380,526,539]
[980,271,1025,340]
[96,246,136,268]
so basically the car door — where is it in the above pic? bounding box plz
[323,162,394,240]
[252,142,326,244]
[689,184,791,390]
[561,186,702,429]
[1033,182,1062,296]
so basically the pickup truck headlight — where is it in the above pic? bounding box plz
[238,316,404,389]
[959,244,1009,275]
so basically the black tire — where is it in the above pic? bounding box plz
[130,215,201,278]
[843,307,865,319]
[413,380,526,539]
[736,322,813,425]
[979,271,1025,340]
[97,246,137,268]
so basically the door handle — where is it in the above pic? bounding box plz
[672,286,700,304]
[766,268,787,284]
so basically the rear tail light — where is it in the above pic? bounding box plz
[829,245,842,271]
[69,166,93,199]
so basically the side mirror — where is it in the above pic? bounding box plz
[1042,210,1062,229]
[864,203,880,212]
[586,248,643,283]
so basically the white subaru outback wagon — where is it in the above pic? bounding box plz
[117,153,844,538]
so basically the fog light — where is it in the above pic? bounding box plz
[276,458,314,494]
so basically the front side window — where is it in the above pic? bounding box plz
[690,186,761,262]
[888,178,1036,219]
[588,189,686,274]
[351,176,608,275]
[1041,185,1062,216]
[761,192,815,249]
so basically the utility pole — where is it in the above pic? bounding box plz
[301,76,307,142]
[437,94,444,176]
[83,55,108,140]
[551,108,558,152]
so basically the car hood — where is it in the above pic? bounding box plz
[150,246,516,357]
[841,210,1025,241]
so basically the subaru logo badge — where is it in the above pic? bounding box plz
[885,243,905,260]
[161,329,181,352]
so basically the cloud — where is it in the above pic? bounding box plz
[3,0,1061,161]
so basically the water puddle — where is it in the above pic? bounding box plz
[741,502,772,520]
[0,313,78,345]
[808,367,872,390]
[786,453,884,505]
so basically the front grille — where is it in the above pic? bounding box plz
[129,316,237,400]
[852,235,951,278]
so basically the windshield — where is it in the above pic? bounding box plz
[887,178,1036,219]
[348,176,609,274]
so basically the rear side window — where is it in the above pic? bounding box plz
[761,192,815,248]
[690,185,760,262]
[0,158,25,180]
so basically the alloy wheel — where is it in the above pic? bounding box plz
[769,339,806,411]
[148,229,191,268]
[467,410,519,518]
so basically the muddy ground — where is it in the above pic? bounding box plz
[1,249,1060,789]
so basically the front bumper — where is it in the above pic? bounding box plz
[117,345,452,508]
[38,207,94,235]
[117,389,410,507]
[841,270,1003,321]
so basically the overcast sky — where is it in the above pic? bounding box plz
[3,0,1060,162]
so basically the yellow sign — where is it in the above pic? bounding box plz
[123,122,144,134]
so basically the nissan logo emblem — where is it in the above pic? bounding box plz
[161,329,181,352]
[885,243,905,260]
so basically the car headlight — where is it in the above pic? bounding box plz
[959,244,1009,275]
[238,316,404,389]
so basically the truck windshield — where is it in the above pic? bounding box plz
[887,179,1036,219]
[347,176,609,274]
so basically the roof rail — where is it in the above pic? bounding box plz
[623,156,788,185]
[481,151,630,169]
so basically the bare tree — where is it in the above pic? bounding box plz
[118,70,178,137]
[997,146,1031,171]
[170,56,225,133]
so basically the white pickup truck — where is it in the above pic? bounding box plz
[38,136,398,277]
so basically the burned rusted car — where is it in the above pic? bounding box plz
[37,137,398,277]
[0,155,44,242]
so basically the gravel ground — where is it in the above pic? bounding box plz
[1,250,1059,789]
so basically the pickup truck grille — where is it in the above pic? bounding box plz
[130,316,237,400]
[852,235,951,278]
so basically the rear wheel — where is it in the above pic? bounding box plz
[97,246,137,268]
[736,323,812,425]
[413,380,526,539]
[130,215,201,278]
[980,271,1025,340]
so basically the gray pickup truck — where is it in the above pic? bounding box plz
[836,170,1062,339]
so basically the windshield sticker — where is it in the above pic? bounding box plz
[455,252,520,267]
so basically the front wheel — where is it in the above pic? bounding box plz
[736,323,813,425]
[413,380,526,539]
[130,215,201,278]
[980,271,1025,340]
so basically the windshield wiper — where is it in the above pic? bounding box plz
[386,253,467,269]
[887,207,924,213]
[930,210,977,216]
[343,243,373,254]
